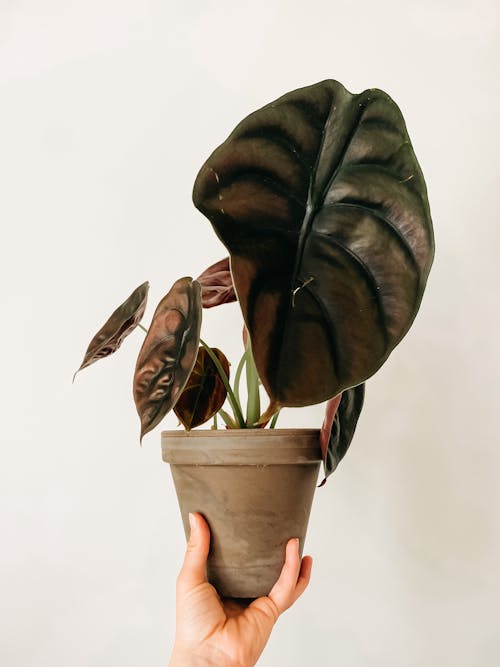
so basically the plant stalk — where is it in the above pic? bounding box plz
[245,337,261,427]
[218,408,237,429]
[233,348,247,408]
[200,338,246,428]
[269,409,281,429]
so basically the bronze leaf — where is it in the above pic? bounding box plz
[174,346,230,430]
[74,281,149,380]
[133,277,202,441]
[196,257,237,308]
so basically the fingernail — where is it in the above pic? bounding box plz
[188,512,196,533]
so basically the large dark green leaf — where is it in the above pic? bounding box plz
[173,346,230,429]
[133,277,201,440]
[74,281,149,380]
[319,384,365,486]
[193,80,434,409]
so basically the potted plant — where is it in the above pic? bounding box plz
[75,79,434,597]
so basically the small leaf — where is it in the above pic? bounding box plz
[196,257,237,308]
[74,281,149,380]
[174,346,230,430]
[319,393,342,461]
[133,277,202,440]
[319,383,365,486]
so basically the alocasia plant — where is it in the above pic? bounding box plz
[75,79,434,483]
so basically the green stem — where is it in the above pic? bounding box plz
[213,413,218,430]
[233,348,247,408]
[269,409,281,429]
[245,338,260,427]
[218,408,237,429]
[200,338,245,428]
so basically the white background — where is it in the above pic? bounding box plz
[1,1,499,665]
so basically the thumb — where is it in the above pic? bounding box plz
[177,512,210,590]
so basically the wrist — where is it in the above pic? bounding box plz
[169,644,245,667]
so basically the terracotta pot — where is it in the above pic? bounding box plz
[162,428,321,598]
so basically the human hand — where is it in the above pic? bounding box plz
[168,512,313,667]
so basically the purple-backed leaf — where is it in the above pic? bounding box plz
[196,257,236,308]
[74,281,149,380]
[174,346,229,430]
[133,277,202,441]
[320,393,342,461]
[319,383,365,486]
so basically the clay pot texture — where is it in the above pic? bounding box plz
[162,429,321,598]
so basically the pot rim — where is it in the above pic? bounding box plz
[161,428,320,437]
[161,428,322,465]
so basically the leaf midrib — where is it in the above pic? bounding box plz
[275,92,369,400]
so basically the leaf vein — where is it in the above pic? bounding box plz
[322,201,420,273]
